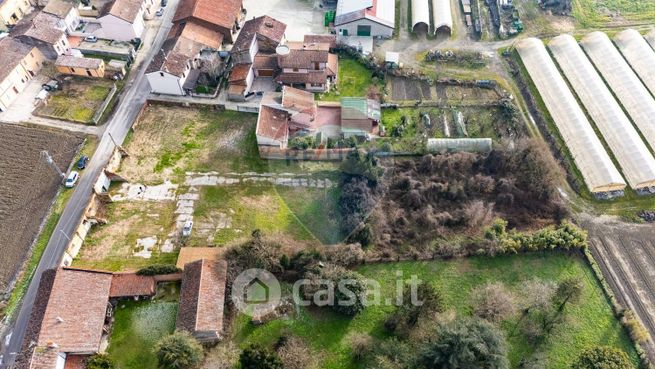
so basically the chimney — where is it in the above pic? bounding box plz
[47,341,59,349]
[55,316,64,323]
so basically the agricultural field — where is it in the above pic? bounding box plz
[73,105,345,272]
[0,124,84,297]
[572,0,655,27]
[34,77,114,124]
[220,254,637,369]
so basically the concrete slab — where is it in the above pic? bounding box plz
[0,74,49,123]
[242,0,329,40]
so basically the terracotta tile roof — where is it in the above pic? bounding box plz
[12,11,65,45]
[105,0,143,23]
[276,70,330,85]
[28,347,60,369]
[282,86,316,116]
[304,34,337,50]
[253,53,278,69]
[63,355,87,369]
[177,260,228,341]
[256,104,290,142]
[176,247,226,269]
[232,15,286,53]
[176,20,224,49]
[55,55,104,69]
[228,63,251,84]
[277,49,329,69]
[146,36,202,77]
[327,53,338,77]
[109,273,156,298]
[173,0,242,30]
[0,38,37,82]
[43,0,75,18]
[37,268,113,353]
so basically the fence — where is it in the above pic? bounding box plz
[92,83,118,124]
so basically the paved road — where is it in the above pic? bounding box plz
[0,1,178,366]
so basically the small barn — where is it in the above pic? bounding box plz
[55,55,106,77]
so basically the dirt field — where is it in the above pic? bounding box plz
[0,124,83,294]
[387,76,501,104]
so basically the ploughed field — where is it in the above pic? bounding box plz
[0,124,83,294]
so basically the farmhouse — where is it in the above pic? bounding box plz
[0,37,45,112]
[97,0,154,42]
[55,55,106,78]
[42,0,80,33]
[146,20,226,95]
[11,11,70,59]
[0,0,32,31]
[172,0,244,44]
[275,41,338,92]
[14,268,160,369]
[334,0,395,38]
[256,86,379,150]
[177,259,228,344]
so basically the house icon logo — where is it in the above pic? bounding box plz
[231,269,281,317]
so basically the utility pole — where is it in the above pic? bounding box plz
[40,151,65,180]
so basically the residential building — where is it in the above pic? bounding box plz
[146,17,226,95]
[0,37,45,112]
[334,0,395,38]
[11,10,69,59]
[172,0,244,44]
[275,41,338,92]
[0,0,32,31]
[55,55,106,77]
[42,0,80,33]
[14,268,159,369]
[97,0,153,41]
[177,259,228,344]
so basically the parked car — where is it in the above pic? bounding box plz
[65,171,79,188]
[182,220,193,237]
[155,7,164,16]
[42,80,59,91]
[76,155,89,170]
[84,35,98,43]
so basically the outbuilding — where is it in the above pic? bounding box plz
[334,0,396,38]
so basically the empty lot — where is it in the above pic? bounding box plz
[0,124,83,295]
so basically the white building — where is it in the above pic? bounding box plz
[97,0,151,42]
[334,0,395,38]
[43,0,81,33]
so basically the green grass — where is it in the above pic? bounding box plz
[36,80,113,123]
[572,0,655,27]
[231,254,638,369]
[318,58,383,102]
[108,283,179,369]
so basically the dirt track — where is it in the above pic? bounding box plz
[583,214,655,361]
[0,124,83,295]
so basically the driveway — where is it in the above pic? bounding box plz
[241,0,329,40]
[0,74,49,123]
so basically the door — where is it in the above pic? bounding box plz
[258,69,274,77]
[357,25,371,36]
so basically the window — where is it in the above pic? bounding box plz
[29,52,33,58]
[87,70,92,77]
[70,68,75,73]
[12,87,19,94]
[160,72,164,77]
[292,68,299,72]
[357,25,371,36]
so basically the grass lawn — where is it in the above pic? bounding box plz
[572,0,655,27]
[230,253,638,369]
[35,78,114,124]
[318,58,383,101]
[108,283,179,369]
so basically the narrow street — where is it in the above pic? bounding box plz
[0,0,181,365]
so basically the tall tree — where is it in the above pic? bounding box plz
[571,346,632,369]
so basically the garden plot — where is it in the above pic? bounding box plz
[387,76,501,104]
[0,124,83,294]
[34,77,114,124]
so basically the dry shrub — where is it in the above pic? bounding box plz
[277,336,318,369]
[201,342,240,369]
[324,243,365,267]
[471,282,516,323]
[348,333,374,360]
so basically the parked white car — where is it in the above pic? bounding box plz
[65,171,79,188]
[182,220,193,237]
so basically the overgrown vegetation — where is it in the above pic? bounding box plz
[154,332,204,369]
[136,264,181,276]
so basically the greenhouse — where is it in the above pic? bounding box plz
[432,0,453,35]
[411,0,430,34]
[516,38,626,194]
[581,32,655,152]
[426,138,492,153]
[549,35,655,190]
[614,29,655,98]
[647,28,655,49]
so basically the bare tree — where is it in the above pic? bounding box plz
[471,282,517,323]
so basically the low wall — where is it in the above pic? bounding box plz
[258,147,356,161]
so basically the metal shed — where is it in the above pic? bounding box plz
[516,38,625,194]
[549,35,655,190]
[614,29,655,99]
[411,0,430,34]
[581,32,655,153]
[432,0,453,35]
[427,138,492,153]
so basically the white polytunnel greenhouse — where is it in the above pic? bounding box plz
[411,0,430,34]
[432,0,453,35]
[580,32,655,152]
[614,29,655,98]
[426,138,492,153]
[549,35,655,190]
[516,38,626,194]
[646,28,655,49]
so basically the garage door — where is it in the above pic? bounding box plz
[258,69,274,77]
[357,25,371,36]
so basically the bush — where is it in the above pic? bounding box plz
[239,344,283,369]
[621,310,650,344]
[483,219,587,256]
[288,136,316,150]
[571,346,632,369]
[302,264,367,316]
[87,354,114,369]
[277,336,317,369]
[227,230,283,274]
[324,244,365,267]
[154,332,204,369]
[385,282,444,338]
[419,318,509,369]
[348,333,373,360]
[471,282,516,323]
[137,264,181,276]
